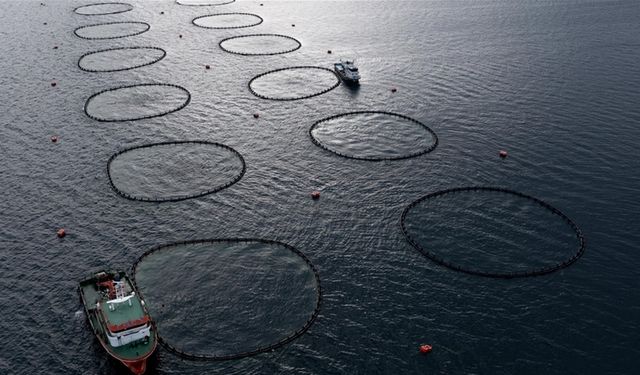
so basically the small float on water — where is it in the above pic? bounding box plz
[79,271,157,374]
[334,60,360,85]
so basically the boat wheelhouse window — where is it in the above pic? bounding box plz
[349,67,358,71]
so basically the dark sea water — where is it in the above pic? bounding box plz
[1,0,639,374]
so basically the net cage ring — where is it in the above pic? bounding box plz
[130,238,323,361]
[308,110,439,161]
[192,12,264,29]
[84,83,191,122]
[248,66,341,101]
[74,21,151,40]
[106,140,246,203]
[73,2,134,16]
[77,46,167,73]
[218,33,302,56]
[400,186,585,279]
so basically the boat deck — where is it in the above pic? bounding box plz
[80,283,102,310]
[79,276,157,361]
[102,296,146,326]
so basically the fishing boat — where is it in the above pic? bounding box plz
[334,60,360,84]
[79,271,157,374]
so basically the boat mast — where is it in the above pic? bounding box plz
[114,279,126,300]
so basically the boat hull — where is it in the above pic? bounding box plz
[334,69,360,85]
[333,62,360,85]
[79,271,158,375]
[343,78,360,85]
[122,353,151,375]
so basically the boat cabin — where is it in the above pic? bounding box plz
[96,277,151,347]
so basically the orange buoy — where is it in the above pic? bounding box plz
[51,82,57,87]
[499,150,508,158]
[327,50,332,54]
[205,65,211,70]
[391,88,397,93]
[53,46,58,49]
[51,136,58,143]
[179,34,183,38]
[56,228,66,238]
[311,191,321,200]
[160,11,164,14]
[253,113,260,119]
[419,344,432,354]
[292,24,296,27]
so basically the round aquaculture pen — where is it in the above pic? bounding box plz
[219,34,301,56]
[107,141,246,202]
[176,0,235,6]
[192,13,263,29]
[74,21,151,40]
[132,239,322,360]
[248,66,340,101]
[400,187,585,278]
[78,47,166,73]
[309,111,438,161]
[73,2,133,16]
[84,83,191,122]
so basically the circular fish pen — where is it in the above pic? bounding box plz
[400,187,585,279]
[219,34,302,56]
[107,141,246,203]
[192,13,263,29]
[132,239,322,361]
[73,2,133,16]
[309,111,438,161]
[176,0,235,5]
[74,21,151,40]
[248,66,340,101]
[84,83,191,122]
[78,47,166,73]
